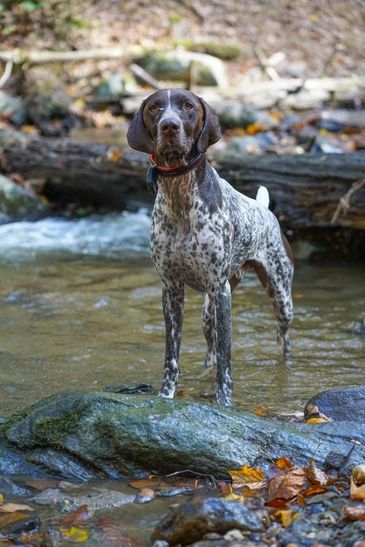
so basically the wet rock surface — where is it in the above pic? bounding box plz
[305,386,365,422]
[2,391,365,480]
[0,174,50,222]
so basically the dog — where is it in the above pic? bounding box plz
[127,89,293,406]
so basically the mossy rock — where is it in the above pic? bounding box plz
[4,391,365,480]
[137,50,228,87]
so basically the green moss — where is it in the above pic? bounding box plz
[0,409,28,433]
[34,409,86,448]
[176,40,242,60]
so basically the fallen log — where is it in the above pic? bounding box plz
[1,129,365,232]
[2,392,365,480]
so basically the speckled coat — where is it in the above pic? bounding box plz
[127,89,293,406]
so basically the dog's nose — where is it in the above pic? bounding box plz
[160,119,180,134]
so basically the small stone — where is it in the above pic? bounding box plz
[223,529,244,541]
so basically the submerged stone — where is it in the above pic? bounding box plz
[151,497,267,544]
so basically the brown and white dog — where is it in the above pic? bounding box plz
[127,89,293,406]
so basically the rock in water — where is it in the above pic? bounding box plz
[304,386,365,422]
[152,498,267,545]
[0,174,49,222]
[3,391,365,480]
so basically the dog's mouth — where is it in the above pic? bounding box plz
[155,141,191,166]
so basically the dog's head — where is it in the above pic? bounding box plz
[127,89,221,166]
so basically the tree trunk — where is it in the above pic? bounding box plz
[1,129,365,231]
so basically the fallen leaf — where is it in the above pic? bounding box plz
[308,462,329,486]
[304,484,327,497]
[274,508,297,527]
[246,122,265,134]
[107,147,123,162]
[350,476,365,501]
[0,511,29,528]
[129,476,161,490]
[60,505,89,526]
[267,468,306,506]
[60,527,89,543]
[352,465,365,486]
[228,464,265,485]
[275,457,294,472]
[0,494,3,505]
[344,505,365,521]
[0,503,34,513]
[251,407,268,416]
[305,417,331,424]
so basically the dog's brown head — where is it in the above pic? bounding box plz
[127,89,221,166]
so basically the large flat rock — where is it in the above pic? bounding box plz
[2,392,365,480]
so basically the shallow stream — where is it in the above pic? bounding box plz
[0,210,364,417]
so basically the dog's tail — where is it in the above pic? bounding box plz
[256,186,270,208]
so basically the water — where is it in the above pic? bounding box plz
[0,211,364,417]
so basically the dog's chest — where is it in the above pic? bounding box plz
[150,192,231,290]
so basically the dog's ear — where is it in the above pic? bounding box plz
[127,100,153,154]
[196,97,222,153]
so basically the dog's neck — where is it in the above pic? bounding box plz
[157,159,207,219]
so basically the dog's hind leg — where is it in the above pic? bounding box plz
[253,254,293,358]
[159,282,184,398]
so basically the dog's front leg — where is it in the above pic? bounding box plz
[212,281,233,406]
[159,283,184,399]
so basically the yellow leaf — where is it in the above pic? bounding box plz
[107,147,123,162]
[275,508,297,527]
[305,417,330,424]
[0,503,34,513]
[246,122,264,135]
[350,477,365,501]
[224,484,244,502]
[251,407,268,416]
[60,527,89,543]
[0,494,3,504]
[275,457,294,472]
[228,464,265,485]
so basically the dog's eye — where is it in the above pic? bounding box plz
[184,102,194,110]
[149,105,158,113]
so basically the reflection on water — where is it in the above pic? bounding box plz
[0,212,364,416]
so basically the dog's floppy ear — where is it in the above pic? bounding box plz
[196,97,222,153]
[127,100,153,154]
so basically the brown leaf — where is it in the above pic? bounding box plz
[129,476,161,490]
[275,457,295,472]
[251,407,268,416]
[344,505,365,521]
[60,505,89,526]
[0,511,30,528]
[267,468,306,506]
[304,484,327,497]
[308,462,329,486]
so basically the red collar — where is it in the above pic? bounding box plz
[148,151,206,177]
